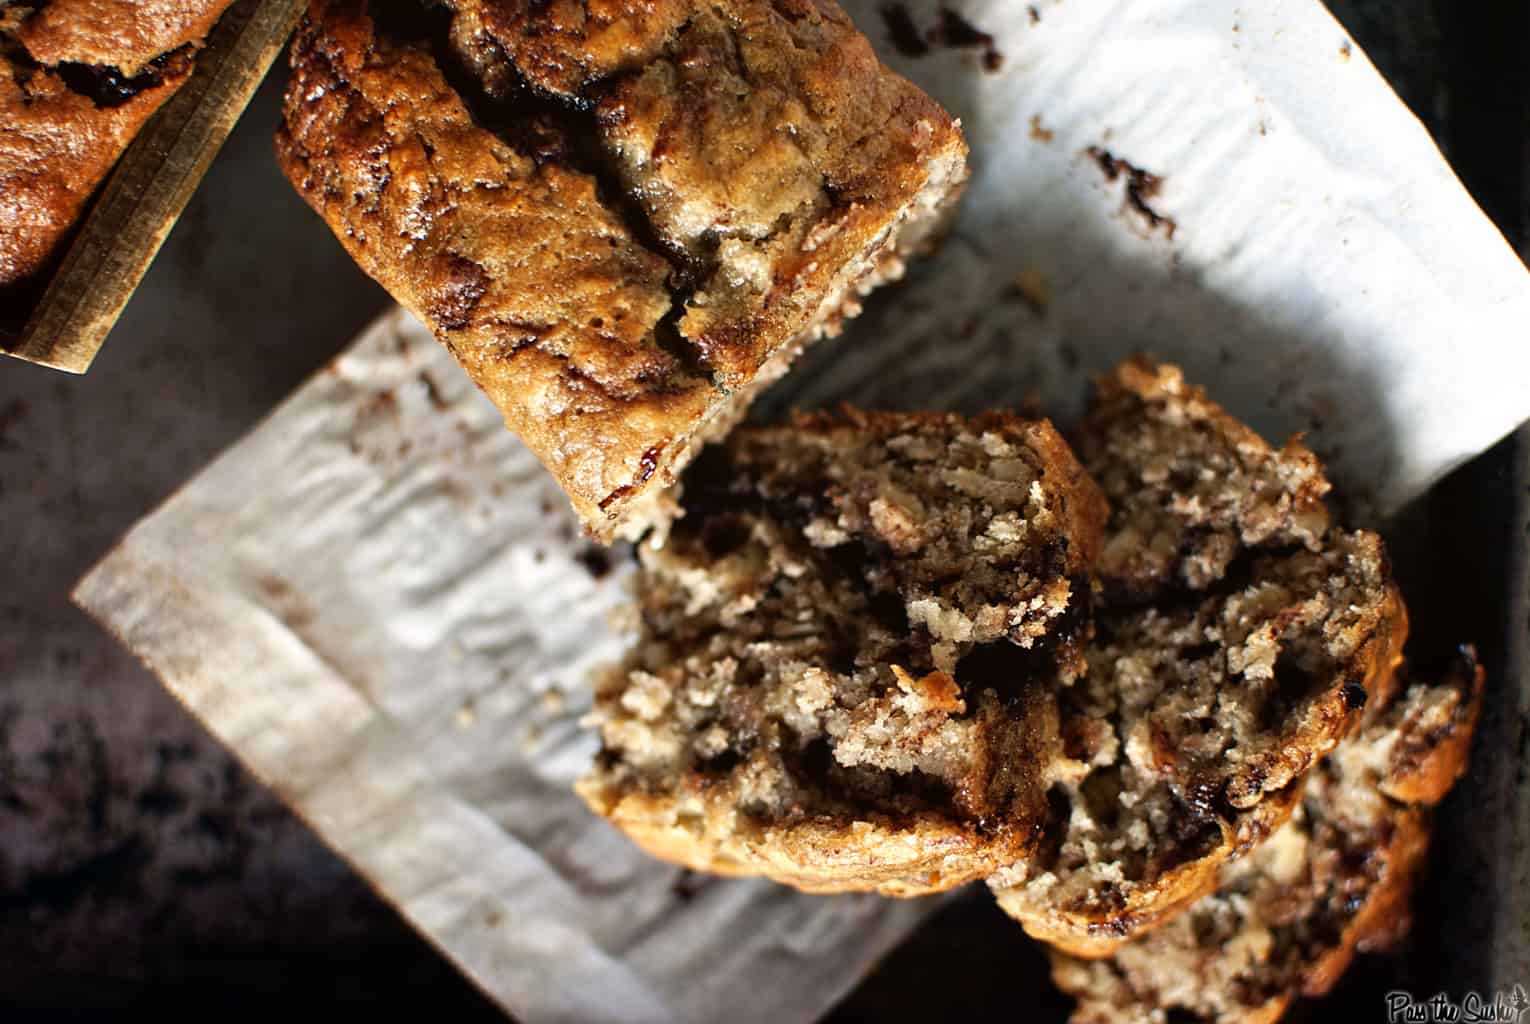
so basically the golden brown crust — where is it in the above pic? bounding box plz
[0,0,231,289]
[275,1,712,532]
[14,0,234,76]
[0,56,184,287]
[985,410,1109,575]
[573,783,763,879]
[1375,647,1483,806]
[446,0,691,98]
[576,780,1031,896]
[585,0,968,386]
[277,0,967,540]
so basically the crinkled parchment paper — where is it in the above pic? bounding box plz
[796,0,1530,517]
[75,1,1530,1021]
[75,309,930,1023]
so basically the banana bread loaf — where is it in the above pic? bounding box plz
[1050,650,1483,1024]
[0,0,235,293]
[988,358,1408,955]
[577,407,1105,895]
[276,0,968,541]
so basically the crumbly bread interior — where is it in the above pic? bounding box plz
[581,408,1106,889]
[1051,652,1483,1024]
[990,358,1405,953]
[1081,358,1332,599]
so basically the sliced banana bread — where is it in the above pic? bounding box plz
[989,358,1407,955]
[0,0,235,292]
[577,407,1106,895]
[277,0,967,541]
[1051,650,1482,1024]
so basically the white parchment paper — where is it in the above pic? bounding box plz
[75,310,931,1023]
[75,1,1530,1022]
[795,0,1530,516]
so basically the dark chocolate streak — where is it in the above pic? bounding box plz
[363,0,717,386]
[1,6,189,109]
[55,48,182,107]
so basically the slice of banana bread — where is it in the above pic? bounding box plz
[989,358,1407,955]
[276,0,967,541]
[1050,650,1483,1024]
[577,407,1106,896]
[0,0,235,292]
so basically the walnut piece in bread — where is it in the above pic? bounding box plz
[276,0,968,541]
[989,358,1408,955]
[578,408,1105,895]
[1050,650,1483,1024]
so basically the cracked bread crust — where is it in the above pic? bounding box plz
[444,0,690,97]
[447,0,967,385]
[578,408,1106,896]
[277,0,967,541]
[13,0,231,75]
[1050,651,1483,1024]
[0,0,232,289]
[277,1,717,532]
[989,358,1407,956]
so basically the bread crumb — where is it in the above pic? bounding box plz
[455,703,477,730]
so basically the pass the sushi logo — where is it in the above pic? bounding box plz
[1385,986,1530,1023]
